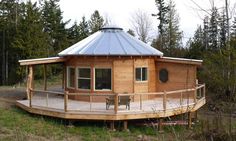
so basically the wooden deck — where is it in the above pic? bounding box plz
[16,84,206,120]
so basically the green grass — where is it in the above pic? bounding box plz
[0,105,195,141]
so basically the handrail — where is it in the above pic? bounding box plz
[29,84,206,113]
[32,89,64,95]
[31,84,205,97]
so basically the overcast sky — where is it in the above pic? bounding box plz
[59,0,235,43]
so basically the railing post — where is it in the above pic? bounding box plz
[64,91,68,112]
[194,87,197,103]
[180,92,183,107]
[203,84,206,98]
[46,93,48,107]
[114,93,118,114]
[140,94,142,110]
[163,91,166,111]
[90,94,92,111]
[29,88,32,108]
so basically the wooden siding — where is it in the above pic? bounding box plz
[113,59,134,93]
[156,62,197,99]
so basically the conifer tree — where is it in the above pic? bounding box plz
[41,0,69,55]
[88,10,104,34]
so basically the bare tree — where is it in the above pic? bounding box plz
[130,10,153,43]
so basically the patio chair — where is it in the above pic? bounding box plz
[106,95,131,110]
[106,96,115,110]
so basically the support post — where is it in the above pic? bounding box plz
[27,65,34,99]
[158,118,163,132]
[62,64,66,89]
[110,121,115,131]
[188,112,192,129]
[123,120,128,131]
[163,91,166,111]
[114,93,118,114]
[64,91,68,112]
[28,65,34,107]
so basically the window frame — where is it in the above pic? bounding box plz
[135,67,148,82]
[67,66,76,89]
[77,67,91,91]
[94,67,112,91]
[159,68,169,83]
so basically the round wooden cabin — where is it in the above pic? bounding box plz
[59,27,163,102]
[17,26,205,123]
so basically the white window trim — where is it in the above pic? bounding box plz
[135,67,148,83]
[94,67,112,91]
[67,66,75,89]
[77,67,91,91]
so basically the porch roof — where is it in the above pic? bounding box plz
[19,57,65,66]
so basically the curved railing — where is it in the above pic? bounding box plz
[27,84,205,116]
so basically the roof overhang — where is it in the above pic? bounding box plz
[19,57,65,66]
[156,56,203,66]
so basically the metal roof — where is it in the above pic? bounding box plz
[58,27,163,56]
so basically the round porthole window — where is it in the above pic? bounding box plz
[159,69,168,83]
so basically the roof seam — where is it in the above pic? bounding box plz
[114,31,128,55]
[120,32,142,54]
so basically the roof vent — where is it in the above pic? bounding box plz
[100,26,123,31]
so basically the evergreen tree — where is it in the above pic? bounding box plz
[41,0,69,56]
[154,0,169,42]
[68,16,89,44]
[12,1,48,81]
[152,0,183,57]
[164,0,182,56]
[208,7,219,50]
[78,16,89,40]
[88,10,104,34]
[218,11,227,48]
[0,0,22,84]
[187,26,205,59]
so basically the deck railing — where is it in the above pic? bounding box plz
[28,84,206,114]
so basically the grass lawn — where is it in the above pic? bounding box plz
[0,103,195,141]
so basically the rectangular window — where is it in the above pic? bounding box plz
[135,67,148,81]
[95,68,111,90]
[77,68,91,90]
[67,67,75,88]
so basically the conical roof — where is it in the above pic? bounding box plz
[58,27,163,56]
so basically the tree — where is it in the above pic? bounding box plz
[152,0,183,57]
[130,10,152,43]
[41,0,69,56]
[0,0,22,85]
[208,7,219,50]
[68,16,89,44]
[127,29,135,37]
[12,1,49,81]
[164,0,183,56]
[88,10,104,34]
[187,26,205,59]
[153,0,169,48]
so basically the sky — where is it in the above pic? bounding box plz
[59,0,234,43]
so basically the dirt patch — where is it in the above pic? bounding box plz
[0,87,26,100]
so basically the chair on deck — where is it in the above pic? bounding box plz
[106,95,131,110]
